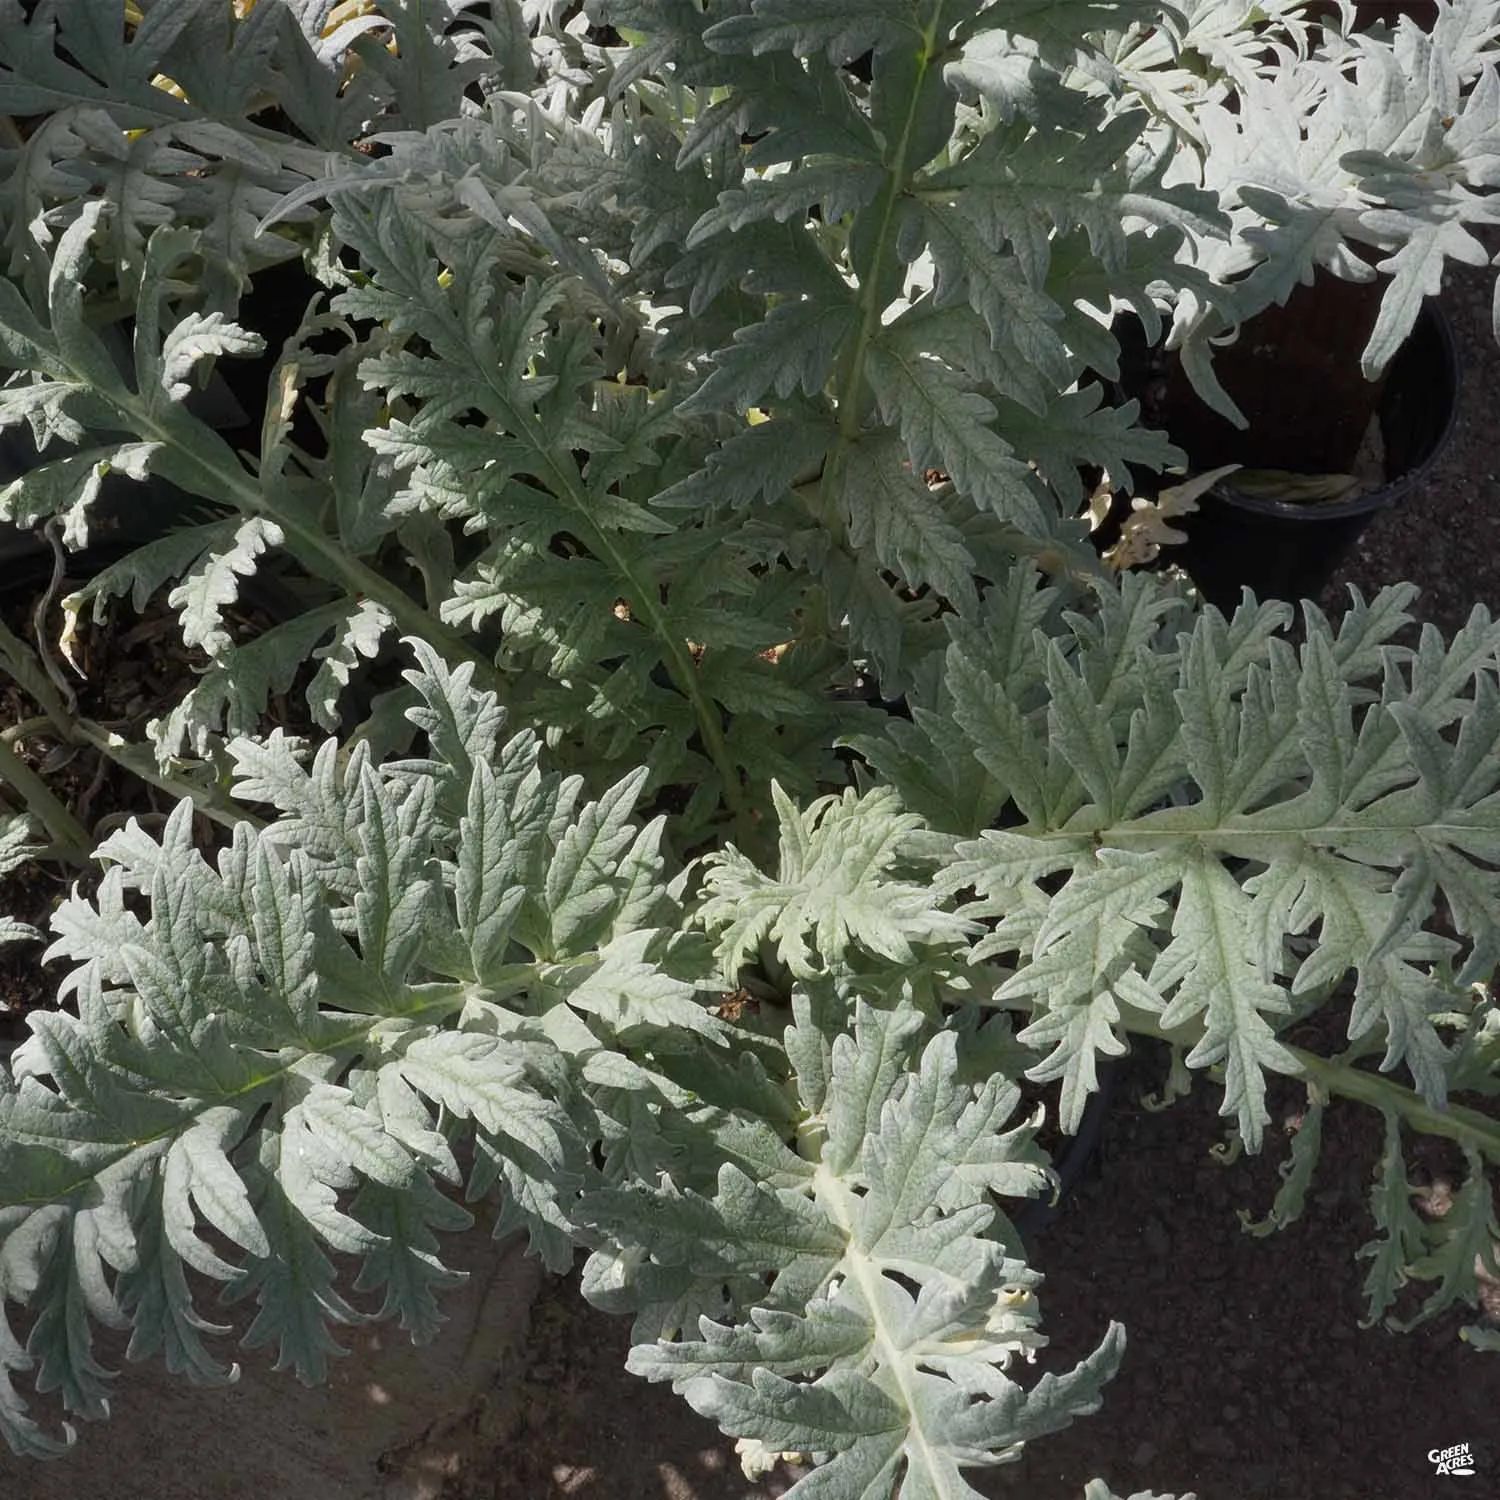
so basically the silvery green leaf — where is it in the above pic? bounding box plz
[352,767,439,992]
[22,1209,119,1421]
[618,1004,1122,1497]
[550,928,725,1044]
[1149,853,1299,1149]
[683,299,861,417]
[542,767,651,958]
[944,646,1055,829]
[0,917,38,949]
[46,206,131,394]
[156,605,357,759]
[0,819,39,949]
[699,784,974,982]
[228,1133,364,1385]
[302,1084,420,1195]
[64,521,242,624]
[166,516,285,657]
[1392,1143,1500,1334]
[400,639,507,812]
[704,0,918,64]
[1358,1111,1429,1330]
[395,1031,571,1169]
[455,756,529,986]
[0,441,162,547]
[893,574,1500,1147]
[157,313,264,406]
[987,386,1181,506]
[1242,1091,1325,1238]
[839,401,992,603]
[0,0,195,116]
[115,1168,238,1388]
[350,1174,473,1342]
[917,208,1075,394]
[306,598,395,733]
[656,415,836,513]
[163,1110,269,1279]
[688,166,885,246]
[1361,206,1491,375]
[921,107,1219,288]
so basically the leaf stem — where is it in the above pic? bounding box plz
[408,284,755,835]
[820,13,944,512]
[0,736,92,865]
[1290,1044,1500,1165]
[266,505,505,688]
[529,445,754,835]
[70,721,264,835]
[0,617,77,739]
[68,383,510,698]
[813,1161,946,1466]
[1112,1000,1500,1164]
[0,601,265,839]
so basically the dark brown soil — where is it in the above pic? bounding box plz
[444,1048,1497,1500]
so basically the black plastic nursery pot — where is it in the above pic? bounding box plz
[1161,300,1460,611]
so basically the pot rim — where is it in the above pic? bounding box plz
[1201,298,1461,524]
